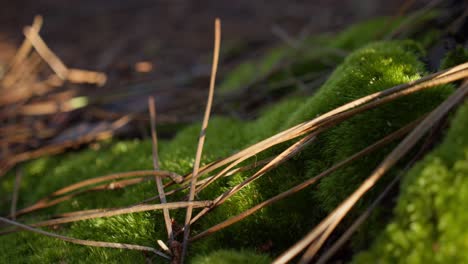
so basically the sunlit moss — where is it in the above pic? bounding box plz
[354,102,468,263]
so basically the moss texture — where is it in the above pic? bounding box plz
[354,102,468,263]
[0,20,460,263]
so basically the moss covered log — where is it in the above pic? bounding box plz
[1,16,466,263]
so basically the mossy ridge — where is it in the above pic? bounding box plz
[353,101,468,264]
[249,40,452,252]
[0,40,454,262]
[287,40,451,210]
[187,41,452,255]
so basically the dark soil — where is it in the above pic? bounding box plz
[0,0,410,122]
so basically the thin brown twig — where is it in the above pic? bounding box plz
[0,216,170,259]
[10,167,23,220]
[60,153,264,220]
[6,15,43,69]
[23,26,69,79]
[2,51,43,94]
[2,15,43,87]
[139,157,274,206]
[149,96,173,241]
[189,117,419,242]
[0,115,133,178]
[1,201,212,235]
[189,130,319,227]
[67,68,107,86]
[22,25,106,85]
[195,127,317,195]
[15,156,269,218]
[14,170,181,217]
[275,81,468,264]
[13,177,152,217]
[57,170,177,197]
[181,18,221,262]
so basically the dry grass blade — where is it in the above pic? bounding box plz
[54,170,179,197]
[181,18,221,262]
[140,157,273,206]
[14,170,180,216]
[190,131,319,226]
[13,177,152,217]
[148,96,173,241]
[274,81,468,264]
[195,131,316,193]
[22,24,106,85]
[23,26,69,79]
[190,118,419,242]
[316,123,440,264]
[2,15,43,88]
[67,68,107,86]
[5,15,43,70]
[0,115,133,178]
[316,178,399,264]
[1,201,213,235]
[0,216,170,259]
[316,158,417,263]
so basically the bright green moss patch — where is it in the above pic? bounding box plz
[354,102,468,263]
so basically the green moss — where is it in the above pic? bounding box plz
[0,35,458,263]
[218,47,288,93]
[0,231,148,263]
[354,102,468,263]
[439,45,468,70]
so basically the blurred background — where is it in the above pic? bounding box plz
[0,0,412,117]
[0,0,465,174]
